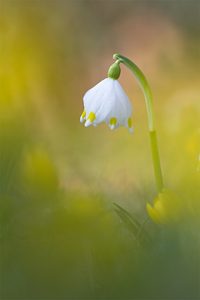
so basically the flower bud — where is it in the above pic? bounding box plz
[107,62,121,80]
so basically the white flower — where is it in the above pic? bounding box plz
[80,78,133,132]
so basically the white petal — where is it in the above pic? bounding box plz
[85,79,115,123]
[83,78,112,116]
[129,127,134,134]
[113,81,132,123]
[109,124,115,130]
[85,119,92,127]
[80,116,85,123]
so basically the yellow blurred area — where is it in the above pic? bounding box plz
[22,148,59,194]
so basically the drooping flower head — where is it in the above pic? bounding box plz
[80,61,133,132]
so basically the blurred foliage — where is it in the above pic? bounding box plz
[0,0,199,299]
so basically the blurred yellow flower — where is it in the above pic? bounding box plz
[146,189,183,224]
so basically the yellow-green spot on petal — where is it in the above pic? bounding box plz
[128,118,132,128]
[88,112,96,122]
[110,117,117,126]
[81,110,86,119]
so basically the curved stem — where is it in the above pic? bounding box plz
[113,53,164,193]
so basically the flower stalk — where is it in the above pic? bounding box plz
[113,54,164,193]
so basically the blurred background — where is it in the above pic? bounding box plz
[0,0,200,299]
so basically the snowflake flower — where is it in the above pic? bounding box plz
[80,62,133,132]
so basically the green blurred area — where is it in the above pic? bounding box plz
[0,0,200,299]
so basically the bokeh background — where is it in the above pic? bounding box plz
[0,0,200,299]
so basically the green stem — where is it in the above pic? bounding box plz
[149,130,164,193]
[113,53,164,193]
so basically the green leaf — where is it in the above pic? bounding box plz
[113,202,150,245]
